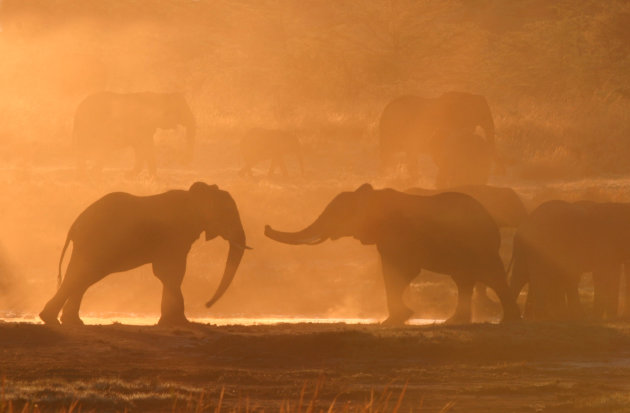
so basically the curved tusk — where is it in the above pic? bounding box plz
[230,242,253,250]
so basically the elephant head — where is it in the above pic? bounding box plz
[158,93,197,163]
[265,184,387,246]
[189,182,250,308]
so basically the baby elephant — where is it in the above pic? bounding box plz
[239,128,304,178]
[40,182,249,326]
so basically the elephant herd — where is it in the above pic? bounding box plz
[73,90,496,184]
[38,180,629,326]
[29,90,628,326]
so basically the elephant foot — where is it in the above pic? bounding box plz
[381,308,413,326]
[39,309,60,326]
[444,312,472,325]
[157,314,190,327]
[60,314,85,326]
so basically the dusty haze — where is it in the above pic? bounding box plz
[1,0,630,322]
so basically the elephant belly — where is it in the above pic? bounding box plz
[411,239,494,276]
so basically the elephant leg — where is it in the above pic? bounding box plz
[445,276,474,324]
[60,286,89,326]
[478,258,521,322]
[40,256,94,326]
[153,255,188,326]
[565,274,583,320]
[593,266,621,320]
[380,255,415,326]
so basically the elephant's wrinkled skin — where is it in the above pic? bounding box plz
[239,128,303,178]
[379,92,495,179]
[265,184,520,325]
[73,92,196,176]
[511,200,630,320]
[40,182,248,326]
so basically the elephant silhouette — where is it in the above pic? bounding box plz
[239,128,304,178]
[73,92,196,176]
[379,92,496,180]
[265,184,520,325]
[407,185,528,311]
[406,185,527,229]
[39,182,249,326]
[511,200,630,320]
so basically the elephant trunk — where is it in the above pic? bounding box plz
[264,218,327,245]
[205,231,246,309]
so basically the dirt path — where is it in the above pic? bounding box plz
[1,321,630,412]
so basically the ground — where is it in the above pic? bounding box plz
[1,321,630,412]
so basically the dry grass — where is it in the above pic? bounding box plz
[1,378,458,413]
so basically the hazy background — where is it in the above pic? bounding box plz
[1,0,630,321]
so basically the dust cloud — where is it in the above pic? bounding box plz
[1,0,630,323]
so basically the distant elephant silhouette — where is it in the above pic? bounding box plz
[39,182,249,326]
[379,92,496,180]
[511,200,630,320]
[239,128,304,178]
[73,92,196,176]
[407,185,528,313]
[265,184,520,325]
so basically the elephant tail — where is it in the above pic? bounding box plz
[57,233,72,289]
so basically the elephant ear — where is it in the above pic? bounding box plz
[356,183,373,193]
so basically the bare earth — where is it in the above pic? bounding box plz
[1,321,630,412]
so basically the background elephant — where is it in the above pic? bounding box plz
[378,91,495,180]
[511,200,630,320]
[265,184,520,325]
[239,128,304,178]
[73,92,196,176]
[406,185,527,229]
[39,182,248,326]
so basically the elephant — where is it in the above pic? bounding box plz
[407,185,528,311]
[239,128,304,178]
[379,91,496,180]
[265,184,520,325]
[39,182,249,326]
[406,185,527,229]
[73,92,196,176]
[510,200,630,320]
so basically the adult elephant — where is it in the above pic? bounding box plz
[265,184,520,325]
[511,200,630,320]
[39,182,249,326]
[239,128,304,178]
[379,92,495,180]
[73,92,196,176]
